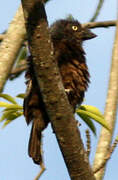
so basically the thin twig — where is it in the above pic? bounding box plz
[83,20,116,29]
[90,0,104,22]
[110,138,118,154]
[86,129,91,158]
[34,163,46,180]
[94,138,118,174]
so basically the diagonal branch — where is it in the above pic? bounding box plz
[21,0,96,180]
[0,5,26,92]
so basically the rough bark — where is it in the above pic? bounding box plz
[21,0,96,180]
[93,10,118,180]
[0,6,25,92]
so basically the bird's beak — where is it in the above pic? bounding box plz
[82,28,97,40]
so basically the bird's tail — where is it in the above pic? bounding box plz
[28,121,42,165]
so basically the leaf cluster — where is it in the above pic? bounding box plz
[0,93,110,135]
[76,105,110,135]
[0,94,24,128]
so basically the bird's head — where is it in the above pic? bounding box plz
[50,19,96,44]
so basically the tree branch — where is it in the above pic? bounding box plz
[0,5,25,92]
[83,20,116,29]
[93,138,118,174]
[34,163,46,180]
[21,0,96,180]
[93,8,118,180]
[90,0,104,22]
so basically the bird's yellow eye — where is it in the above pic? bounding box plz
[72,26,78,31]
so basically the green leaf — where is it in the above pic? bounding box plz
[0,102,12,107]
[0,109,23,122]
[78,112,96,135]
[79,105,104,119]
[16,93,25,99]
[2,120,12,128]
[2,112,23,128]
[3,104,23,110]
[0,94,23,127]
[0,94,17,104]
[0,110,16,122]
[76,109,110,131]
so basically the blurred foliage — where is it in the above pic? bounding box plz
[0,93,24,128]
[0,93,110,135]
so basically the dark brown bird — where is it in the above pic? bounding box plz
[23,19,96,165]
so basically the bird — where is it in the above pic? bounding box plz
[23,19,96,165]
